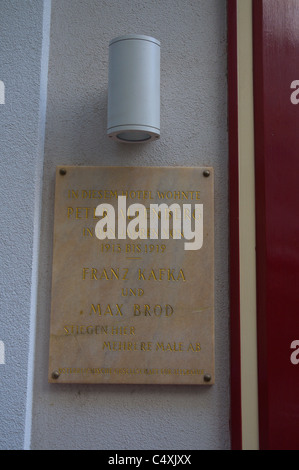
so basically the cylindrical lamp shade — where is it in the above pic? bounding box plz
[107,34,160,143]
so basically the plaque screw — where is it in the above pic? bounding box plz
[59,168,67,176]
[204,374,212,383]
[52,370,60,380]
[203,170,210,177]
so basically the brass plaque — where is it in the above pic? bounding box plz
[48,166,214,384]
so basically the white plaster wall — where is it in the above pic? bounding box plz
[0,0,51,450]
[30,0,229,450]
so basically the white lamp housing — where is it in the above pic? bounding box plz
[107,34,160,143]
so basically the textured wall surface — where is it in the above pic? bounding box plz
[0,0,51,450]
[29,0,230,450]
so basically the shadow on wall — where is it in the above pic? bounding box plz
[45,86,163,164]
[45,88,108,160]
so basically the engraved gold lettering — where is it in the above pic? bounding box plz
[102,341,152,352]
[100,268,109,280]
[67,207,74,218]
[81,189,118,200]
[111,326,136,336]
[69,190,79,199]
[138,269,146,280]
[83,227,94,237]
[148,269,157,281]
[97,326,108,334]
[75,207,82,219]
[133,304,141,316]
[82,267,89,280]
[187,342,201,352]
[91,268,98,280]
[166,304,174,316]
[115,304,123,316]
[156,190,200,200]
[155,342,184,352]
[122,268,129,280]
[121,288,144,297]
[144,305,151,316]
[63,325,109,335]
[137,268,186,282]
[103,341,139,352]
[82,267,129,281]
[103,341,111,351]
[177,269,186,281]
[110,268,119,280]
[141,342,152,351]
[133,304,174,317]
[89,304,123,316]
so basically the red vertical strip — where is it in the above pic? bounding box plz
[227,0,242,450]
[253,0,299,450]
[252,0,269,450]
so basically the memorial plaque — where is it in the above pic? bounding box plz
[48,166,214,384]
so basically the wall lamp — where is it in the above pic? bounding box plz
[107,34,160,143]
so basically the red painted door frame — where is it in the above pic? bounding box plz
[253,0,299,450]
[229,0,299,450]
